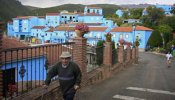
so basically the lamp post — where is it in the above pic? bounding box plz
[132,23,136,47]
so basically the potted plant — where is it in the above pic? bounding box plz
[125,41,132,47]
[74,23,89,38]
[105,32,113,42]
[118,39,125,45]
[8,83,17,97]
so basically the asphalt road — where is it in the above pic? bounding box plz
[76,52,175,100]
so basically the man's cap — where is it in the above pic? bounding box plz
[60,51,72,58]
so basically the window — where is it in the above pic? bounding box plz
[119,34,123,39]
[87,9,90,13]
[97,33,100,38]
[89,33,92,37]
[125,34,129,38]
[97,10,99,14]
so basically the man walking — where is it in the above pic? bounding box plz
[166,51,173,68]
[45,51,82,100]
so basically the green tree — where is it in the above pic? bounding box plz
[122,11,129,19]
[148,30,162,47]
[162,16,175,32]
[96,40,105,65]
[129,8,143,19]
[141,6,165,28]
[157,25,173,48]
[170,4,175,14]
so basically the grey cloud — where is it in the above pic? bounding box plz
[18,0,175,8]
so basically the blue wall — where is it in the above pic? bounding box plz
[116,9,123,18]
[155,4,173,15]
[1,56,47,82]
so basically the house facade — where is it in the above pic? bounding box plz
[110,26,153,51]
[155,4,173,15]
[142,4,174,16]
[1,37,47,94]
[7,6,152,50]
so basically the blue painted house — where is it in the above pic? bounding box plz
[85,26,109,45]
[38,16,46,26]
[155,4,173,15]
[142,8,148,16]
[7,6,153,50]
[1,37,47,92]
[116,9,130,18]
[7,21,14,37]
[142,4,173,16]
[31,26,49,43]
[110,26,153,51]
[116,9,123,18]
[9,16,39,40]
[84,6,103,15]
[46,13,60,27]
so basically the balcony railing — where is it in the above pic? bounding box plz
[1,42,74,99]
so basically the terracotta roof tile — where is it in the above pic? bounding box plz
[110,26,153,32]
[135,26,153,31]
[46,27,54,32]
[2,37,45,63]
[32,26,46,29]
[14,16,34,19]
[46,13,59,16]
[110,27,132,32]
[2,37,28,50]
[54,26,75,31]
[89,27,108,31]
[38,16,45,19]
[54,26,107,31]
[68,22,103,26]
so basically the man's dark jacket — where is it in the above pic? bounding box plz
[45,61,82,94]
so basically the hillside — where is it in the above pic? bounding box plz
[120,4,153,8]
[31,4,121,17]
[0,0,31,22]
[25,5,40,10]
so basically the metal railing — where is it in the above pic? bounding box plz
[1,42,74,99]
[112,48,118,65]
[86,46,104,72]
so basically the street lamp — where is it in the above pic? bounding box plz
[132,23,136,47]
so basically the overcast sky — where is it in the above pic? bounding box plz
[18,0,174,8]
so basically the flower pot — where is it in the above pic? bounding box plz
[106,37,111,42]
[75,30,85,38]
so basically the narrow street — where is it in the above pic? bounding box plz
[77,52,175,100]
